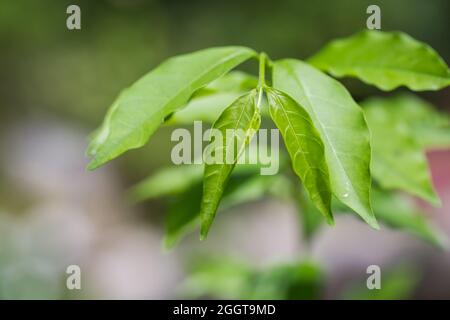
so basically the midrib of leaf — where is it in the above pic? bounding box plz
[270,93,328,180]
[208,94,252,196]
[283,64,361,205]
[91,51,251,163]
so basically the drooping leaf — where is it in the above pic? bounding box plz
[371,189,447,248]
[273,59,378,229]
[309,30,450,91]
[266,88,333,224]
[200,90,261,239]
[166,71,258,124]
[363,96,440,204]
[87,46,256,169]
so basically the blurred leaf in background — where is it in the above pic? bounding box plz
[180,258,324,300]
[340,265,419,300]
[370,189,448,249]
[363,94,448,205]
[167,71,258,125]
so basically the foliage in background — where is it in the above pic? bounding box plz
[180,258,419,300]
[180,258,324,300]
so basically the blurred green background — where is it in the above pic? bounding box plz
[0,0,449,299]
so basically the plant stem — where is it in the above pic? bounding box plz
[256,52,268,110]
[258,52,267,87]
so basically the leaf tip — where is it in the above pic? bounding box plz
[325,214,335,226]
[427,192,442,208]
[200,221,211,241]
[86,159,101,171]
[162,236,176,251]
[367,216,380,230]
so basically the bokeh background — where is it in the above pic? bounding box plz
[0,0,449,299]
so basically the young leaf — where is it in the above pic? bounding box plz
[309,30,450,91]
[363,97,440,204]
[273,59,378,229]
[87,46,256,169]
[200,90,261,239]
[166,71,258,124]
[266,88,333,224]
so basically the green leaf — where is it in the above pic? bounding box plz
[200,90,261,239]
[371,189,447,248]
[273,59,378,229]
[87,46,256,169]
[266,88,333,224]
[363,96,440,204]
[166,71,258,124]
[309,30,450,91]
